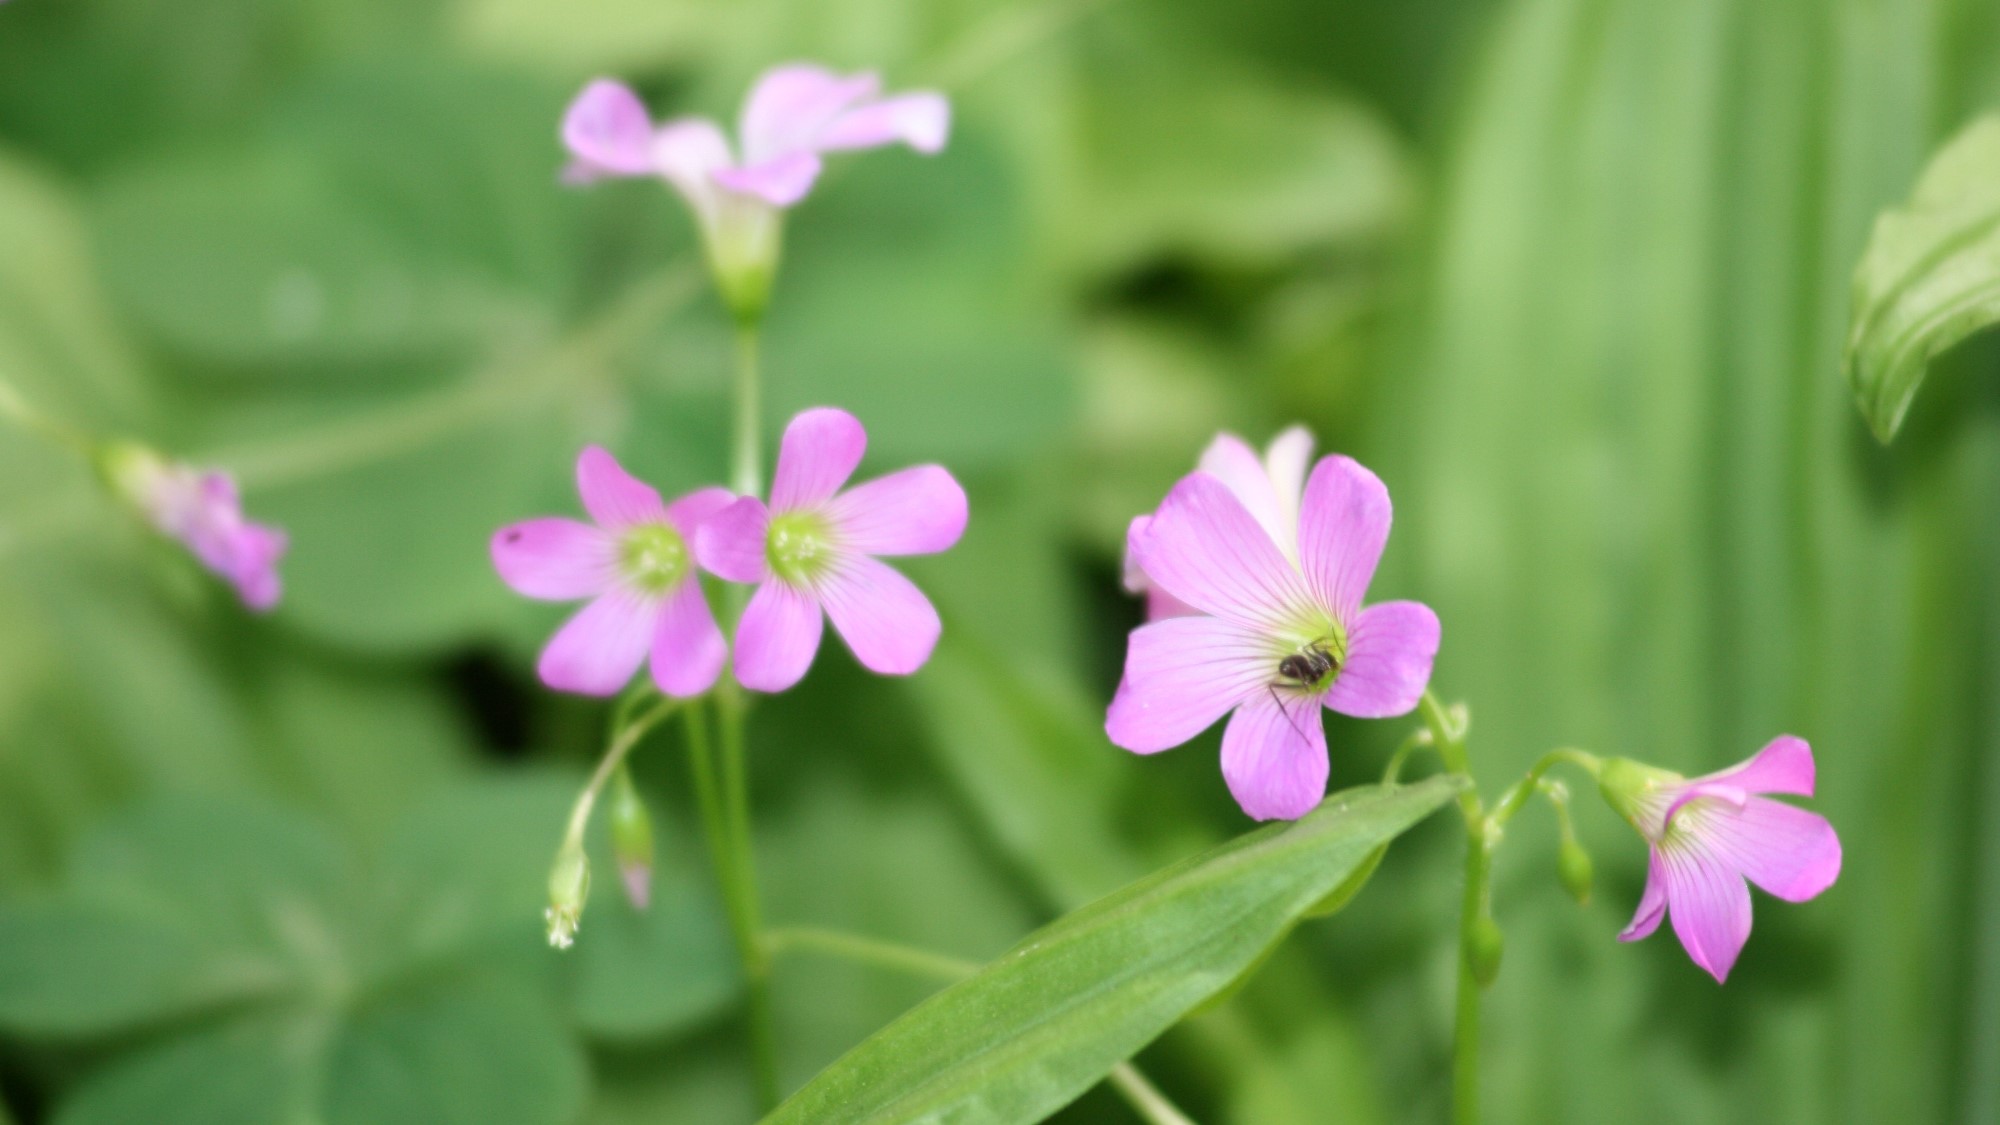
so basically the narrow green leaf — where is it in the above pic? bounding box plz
[1846,114,2000,441]
[763,775,1464,1125]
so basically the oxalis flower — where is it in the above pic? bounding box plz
[1109,456,1440,821]
[695,407,967,692]
[1124,426,1315,621]
[101,443,287,611]
[1599,736,1841,983]
[561,65,949,318]
[492,447,733,697]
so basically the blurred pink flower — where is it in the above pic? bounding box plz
[559,67,947,318]
[695,408,967,692]
[106,445,287,611]
[1124,426,1315,621]
[1108,455,1439,821]
[561,66,949,205]
[1601,737,1841,983]
[493,447,733,697]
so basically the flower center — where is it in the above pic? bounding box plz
[766,511,836,585]
[1272,619,1348,695]
[620,524,689,594]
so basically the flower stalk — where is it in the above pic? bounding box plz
[546,691,678,947]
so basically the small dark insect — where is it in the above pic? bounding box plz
[1268,643,1340,743]
[1276,644,1337,687]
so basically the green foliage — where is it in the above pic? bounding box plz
[766,776,1463,1125]
[1846,114,2000,442]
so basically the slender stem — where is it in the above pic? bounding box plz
[1453,826,1492,1125]
[1107,1063,1199,1125]
[1487,748,1602,829]
[560,693,677,851]
[1381,729,1436,784]
[763,926,977,983]
[1417,690,1481,827]
[713,686,778,1109]
[761,927,1198,1124]
[685,697,779,1109]
[731,322,763,499]
[0,378,92,457]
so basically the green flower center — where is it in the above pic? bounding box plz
[767,511,837,585]
[1272,616,1348,695]
[620,524,689,594]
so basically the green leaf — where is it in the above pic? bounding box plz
[1846,114,2000,441]
[763,775,1464,1125]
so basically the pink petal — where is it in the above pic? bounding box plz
[1105,616,1270,754]
[651,118,735,215]
[825,465,967,556]
[694,497,770,583]
[713,152,825,207]
[1220,689,1330,821]
[1661,846,1754,983]
[771,407,866,512]
[816,555,941,675]
[229,531,286,612]
[1297,455,1392,622]
[491,518,616,600]
[1121,515,1153,594]
[1131,472,1315,632]
[1263,426,1314,534]
[1619,852,1670,941]
[539,590,656,696]
[1689,797,1841,903]
[1689,734,1816,798]
[738,64,880,164]
[650,579,726,697]
[817,91,950,154]
[733,580,824,692]
[1145,588,1202,621]
[561,80,656,177]
[666,486,738,536]
[577,446,667,531]
[1197,433,1290,551]
[1321,600,1439,719]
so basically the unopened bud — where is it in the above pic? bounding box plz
[1468,914,1504,987]
[609,769,655,911]
[546,842,590,950]
[1557,839,1594,906]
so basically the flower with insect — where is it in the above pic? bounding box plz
[1109,454,1439,820]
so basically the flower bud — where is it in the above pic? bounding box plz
[545,841,590,950]
[1468,914,1504,988]
[609,768,655,911]
[1557,839,1594,906]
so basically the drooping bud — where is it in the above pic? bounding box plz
[1557,839,1594,906]
[545,840,590,950]
[1467,914,1504,987]
[609,767,655,911]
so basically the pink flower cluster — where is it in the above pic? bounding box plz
[1108,429,1440,821]
[105,445,288,612]
[492,408,966,698]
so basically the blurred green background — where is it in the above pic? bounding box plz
[1,0,1997,1122]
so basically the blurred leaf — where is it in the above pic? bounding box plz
[1846,114,2000,441]
[765,775,1463,1125]
[769,127,1070,470]
[569,860,739,1039]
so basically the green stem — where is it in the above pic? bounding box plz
[763,926,977,983]
[761,927,1197,1124]
[685,697,779,1109]
[1486,748,1602,829]
[1380,729,1436,784]
[1453,825,1492,1125]
[731,322,763,499]
[560,693,677,852]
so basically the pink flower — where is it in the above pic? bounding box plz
[561,66,949,205]
[1124,426,1315,621]
[492,447,734,698]
[1107,455,1440,821]
[559,67,948,317]
[695,408,967,692]
[105,444,287,611]
[1600,737,1842,983]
